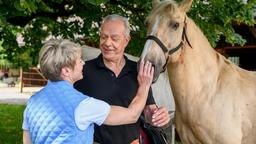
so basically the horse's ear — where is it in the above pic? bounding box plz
[152,0,160,9]
[179,0,193,13]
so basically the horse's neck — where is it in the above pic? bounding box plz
[167,18,220,109]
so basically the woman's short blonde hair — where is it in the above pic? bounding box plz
[39,39,82,81]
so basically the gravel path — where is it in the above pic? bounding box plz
[0,81,42,105]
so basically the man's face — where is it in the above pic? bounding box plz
[99,20,130,61]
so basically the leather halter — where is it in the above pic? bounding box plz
[145,18,192,72]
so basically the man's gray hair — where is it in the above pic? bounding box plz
[101,14,131,36]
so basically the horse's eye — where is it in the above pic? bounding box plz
[174,23,179,29]
[169,22,179,30]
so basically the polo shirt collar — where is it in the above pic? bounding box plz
[96,54,136,74]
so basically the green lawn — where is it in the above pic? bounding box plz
[0,103,182,144]
[0,104,25,144]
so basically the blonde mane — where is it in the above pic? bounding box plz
[146,1,177,23]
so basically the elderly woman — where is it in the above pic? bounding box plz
[22,39,153,144]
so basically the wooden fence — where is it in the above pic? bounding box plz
[20,67,47,93]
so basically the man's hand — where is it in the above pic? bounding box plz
[144,104,170,127]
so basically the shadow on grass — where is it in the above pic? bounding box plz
[0,104,25,144]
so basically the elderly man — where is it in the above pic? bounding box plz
[74,14,170,144]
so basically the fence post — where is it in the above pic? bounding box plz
[20,67,23,93]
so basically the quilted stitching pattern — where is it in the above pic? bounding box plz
[25,80,94,144]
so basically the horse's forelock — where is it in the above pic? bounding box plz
[147,1,178,25]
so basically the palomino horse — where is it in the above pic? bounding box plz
[140,0,256,143]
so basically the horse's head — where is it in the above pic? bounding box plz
[139,0,193,82]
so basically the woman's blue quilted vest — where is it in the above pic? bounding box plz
[24,80,94,144]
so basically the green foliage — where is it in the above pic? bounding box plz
[190,0,255,47]
[0,104,25,144]
[0,0,255,68]
[87,0,109,5]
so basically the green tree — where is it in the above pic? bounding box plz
[0,0,255,68]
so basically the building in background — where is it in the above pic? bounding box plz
[216,23,256,71]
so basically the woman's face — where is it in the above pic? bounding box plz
[71,52,84,83]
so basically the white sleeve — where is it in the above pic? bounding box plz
[22,108,29,130]
[75,97,111,130]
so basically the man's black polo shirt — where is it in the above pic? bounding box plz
[74,54,155,144]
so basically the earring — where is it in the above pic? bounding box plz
[69,75,74,83]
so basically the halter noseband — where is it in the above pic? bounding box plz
[145,18,192,72]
